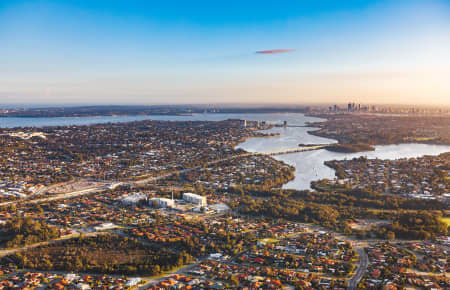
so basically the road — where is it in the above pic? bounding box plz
[348,247,368,290]
[0,231,104,258]
[26,184,46,200]
[0,168,193,207]
[138,260,205,289]
[0,156,230,207]
[0,144,330,208]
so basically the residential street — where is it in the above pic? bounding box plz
[348,247,369,289]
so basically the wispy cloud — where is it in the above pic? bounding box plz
[255,49,296,54]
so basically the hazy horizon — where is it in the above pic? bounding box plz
[2,102,450,111]
[1,0,450,106]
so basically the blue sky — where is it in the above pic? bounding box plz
[1,0,449,105]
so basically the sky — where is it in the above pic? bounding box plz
[1,0,450,106]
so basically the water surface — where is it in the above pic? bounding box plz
[272,143,450,190]
[0,112,322,128]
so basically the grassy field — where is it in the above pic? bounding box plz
[312,183,349,193]
[259,238,279,244]
[412,137,436,141]
[441,217,450,226]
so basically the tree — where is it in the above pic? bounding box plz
[386,231,395,241]
[230,275,240,286]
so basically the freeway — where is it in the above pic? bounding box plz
[0,166,199,207]
[0,143,330,207]
[0,187,102,207]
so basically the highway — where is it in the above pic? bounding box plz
[0,144,329,208]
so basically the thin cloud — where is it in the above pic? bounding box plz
[255,49,296,54]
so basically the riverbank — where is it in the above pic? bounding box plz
[1,112,448,192]
[323,143,375,153]
[236,115,450,191]
[305,113,450,146]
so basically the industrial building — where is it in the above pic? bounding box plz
[182,192,207,206]
[119,194,146,205]
[149,197,175,208]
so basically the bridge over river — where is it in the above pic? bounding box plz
[237,144,329,157]
[257,144,328,155]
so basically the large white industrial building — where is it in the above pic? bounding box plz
[149,197,175,208]
[119,194,147,205]
[182,192,207,206]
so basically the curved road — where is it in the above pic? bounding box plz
[348,247,368,290]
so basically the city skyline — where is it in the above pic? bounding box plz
[1,0,450,106]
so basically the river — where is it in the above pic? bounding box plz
[1,113,449,190]
[232,114,450,190]
[0,112,322,128]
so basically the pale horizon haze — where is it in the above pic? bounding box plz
[1,0,450,106]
